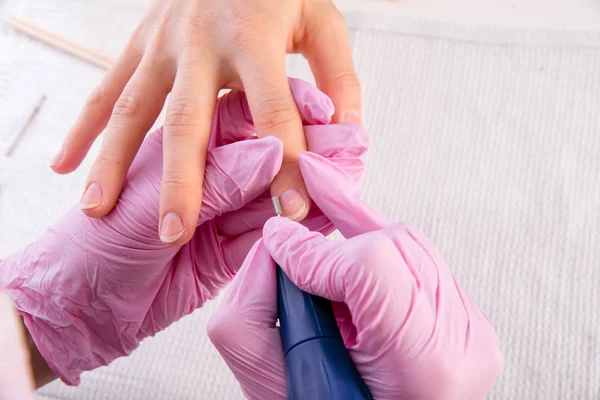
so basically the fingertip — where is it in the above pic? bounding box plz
[263,216,300,237]
[261,136,284,169]
[262,216,311,257]
[269,163,311,222]
[50,145,89,174]
[304,123,370,159]
[297,151,330,175]
[288,77,335,125]
[298,152,389,237]
[78,181,115,218]
[159,206,198,245]
[202,137,283,219]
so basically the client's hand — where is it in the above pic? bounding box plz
[208,153,503,399]
[0,79,369,387]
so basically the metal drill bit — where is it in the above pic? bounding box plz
[272,196,283,217]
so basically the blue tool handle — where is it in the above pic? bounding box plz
[277,265,374,400]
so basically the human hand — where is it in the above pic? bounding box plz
[0,292,34,400]
[0,79,368,386]
[208,153,503,399]
[51,0,361,244]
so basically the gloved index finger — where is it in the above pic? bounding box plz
[215,77,334,148]
[298,152,388,238]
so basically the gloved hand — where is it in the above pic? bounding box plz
[0,292,34,400]
[208,153,503,400]
[0,78,369,386]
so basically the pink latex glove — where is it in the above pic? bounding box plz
[0,78,369,386]
[208,153,503,400]
[0,292,34,400]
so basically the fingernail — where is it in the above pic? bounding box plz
[160,212,186,243]
[343,110,362,126]
[279,189,308,221]
[50,148,64,167]
[80,183,103,210]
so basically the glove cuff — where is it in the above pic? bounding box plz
[2,247,137,386]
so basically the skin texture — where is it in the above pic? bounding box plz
[208,153,503,400]
[50,0,362,246]
[0,80,369,389]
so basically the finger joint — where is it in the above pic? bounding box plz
[165,98,204,131]
[112,93,141,118]
[252,93,298,132]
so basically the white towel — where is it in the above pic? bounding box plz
[1,1,599,399]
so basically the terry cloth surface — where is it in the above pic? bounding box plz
[0,1,599,399]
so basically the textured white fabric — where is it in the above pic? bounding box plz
[1,1,599,399]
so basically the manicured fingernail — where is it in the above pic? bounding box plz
[50,148,64,167]
[279,189,308,221]
[343,110,362,126]
[160,212,185,243]
[80,183,103,210]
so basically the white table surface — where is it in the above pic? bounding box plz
[336,0,600,31]
[1,1,600,400]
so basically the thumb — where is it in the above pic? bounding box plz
[209,240,278,332]
[207,241,287,399]
[288,77,334,125]
[263,217,346,302]
[298,152,389,238]
[199,137,283,224]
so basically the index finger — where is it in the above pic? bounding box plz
[159,52,219,244]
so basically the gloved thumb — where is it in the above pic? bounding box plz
[298,152,389,238]
[263,217,346,302]
[199,137,283,224]
[207,241,288,399]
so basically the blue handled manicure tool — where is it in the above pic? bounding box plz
[272,197,373,400]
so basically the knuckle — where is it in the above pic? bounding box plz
[161,170,196,192]
[112,93,140,118]
[87,86,108,107]
[93,149,121,168]
[327,8,348,32]
[252,94,297,132]
[181,13,211,47]
[311,6,348,37]
[331,70,361,94]
[165,98,203,130]
[221,5,266,52]
[229,23,257,50]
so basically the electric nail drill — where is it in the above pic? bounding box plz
[272,197,373,400]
